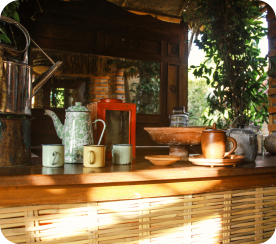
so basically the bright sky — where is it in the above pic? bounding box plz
[188,19,269,67]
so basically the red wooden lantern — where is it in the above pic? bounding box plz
[87,99,136,159]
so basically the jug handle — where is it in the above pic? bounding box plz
[92,119,106,145]
[223,137,237,158]
[0,16,30,63]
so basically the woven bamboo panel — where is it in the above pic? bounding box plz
[1,187,276,244]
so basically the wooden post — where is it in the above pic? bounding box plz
[267,6,276,134]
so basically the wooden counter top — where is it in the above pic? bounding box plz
[1,148,276,207]
[0,147,276,187]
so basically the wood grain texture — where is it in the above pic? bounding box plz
[268,87,276,96]
[268,106,276,114]
[0,173,276,207]
[1,154,276,187]
[268,124,276,132]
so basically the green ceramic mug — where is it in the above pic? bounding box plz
[42,144,65,167]
[112,144,133,165]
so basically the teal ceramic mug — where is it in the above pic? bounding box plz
[112,144,133,165]
[42,144,65,167]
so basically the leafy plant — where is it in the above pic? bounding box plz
[188,78,211,126]
[0,0,24,44]
[51,88,65,108]
[115,60,160,114]
[184,0,268,128]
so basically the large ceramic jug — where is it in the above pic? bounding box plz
[45,102,105,163]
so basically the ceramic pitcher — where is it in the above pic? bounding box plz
[45,102,105,163]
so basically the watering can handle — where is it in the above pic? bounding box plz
[0,16,30,60]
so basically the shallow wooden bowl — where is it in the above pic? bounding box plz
[144,126,211,146]
[145,155,182,166]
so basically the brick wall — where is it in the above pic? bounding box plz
[89,64,125,103]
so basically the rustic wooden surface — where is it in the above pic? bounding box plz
[0,148,276,187]
[0,148,276,207]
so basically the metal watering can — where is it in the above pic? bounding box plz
[0,16,62,115]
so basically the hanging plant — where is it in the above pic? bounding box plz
[183,0,268,128]
[0,0,25,44]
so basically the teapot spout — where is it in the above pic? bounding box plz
[44,110,64,140]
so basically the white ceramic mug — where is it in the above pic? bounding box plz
[112,144,133,165]
[83,145,106,168]
[42,144,65,167]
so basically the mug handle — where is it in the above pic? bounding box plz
[92,119,106,145]
[88,150,95,164]
[224,137,237,158]
[51,151,58,165]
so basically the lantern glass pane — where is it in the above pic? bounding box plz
[105,110,129,151]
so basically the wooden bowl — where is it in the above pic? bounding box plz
[144,127,211,146]
[145,155,182,166]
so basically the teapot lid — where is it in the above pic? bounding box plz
[203,123,225,133]
[66,102,90,112]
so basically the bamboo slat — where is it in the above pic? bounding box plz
[0,187,276,243]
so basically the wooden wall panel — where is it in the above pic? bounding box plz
[105,33,161,55]
[167,64,179,114]
[19,0,188,146]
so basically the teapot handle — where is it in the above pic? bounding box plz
[93,119,106,145]
[0,16,30,63]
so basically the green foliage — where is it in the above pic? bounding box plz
[117,60,160,114]
[188,78,211,126]
[184,0,268,129]
[0,0,24,44]
[51,88,65,108]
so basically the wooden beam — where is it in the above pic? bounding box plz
[268,106,276,114]
[121,0,129,7]
[178,0,188,16]
[127,10,182,24]
[268,88,276,96]
[268,49,276,57]
[268,124,276,132]
[267,11,275,22]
